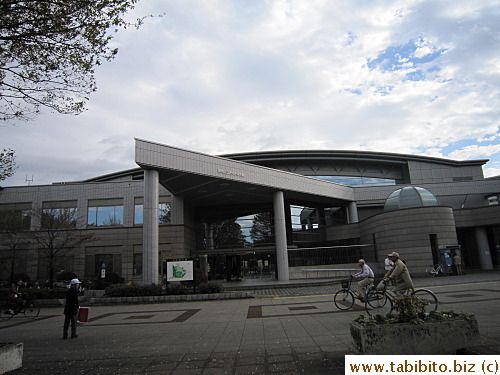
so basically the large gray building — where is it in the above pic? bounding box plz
[1,139,499,284]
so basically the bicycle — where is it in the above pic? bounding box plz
[334,277,377,310]
[1,296,40,321]
[333,278,358,310]
[364,279,438,316]
[425,264,447,277]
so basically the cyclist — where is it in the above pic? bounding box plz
[384,252,414,295]
[352,259,374,301]
[8,279,26,315]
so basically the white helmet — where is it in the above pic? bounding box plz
[70,278,81,285]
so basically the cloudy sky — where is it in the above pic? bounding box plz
[3,0,500,186]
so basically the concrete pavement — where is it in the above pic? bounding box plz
[1,271,500,374]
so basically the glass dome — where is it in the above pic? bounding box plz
[384,186,439,212]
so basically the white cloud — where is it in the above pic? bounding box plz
[448,144,500,160]
[2,0,500,186]
[484,168,500,178]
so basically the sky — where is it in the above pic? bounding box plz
[2,0,500,187]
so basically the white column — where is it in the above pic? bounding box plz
[475,227,494,270]
[274,191,289,281]
[143,169,159,284]
[348,201,359,223]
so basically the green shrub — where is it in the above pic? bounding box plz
[105,284,162,297]
[165,283,189,295]
[198,282,223,294]
[392,295,426,323]
[354,308,475,326]
[0,288,67,300]
[99,281,224,297]
[24,288,67,299]
[105,272,125,284]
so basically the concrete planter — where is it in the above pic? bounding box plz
[0,343,23,374]
[350,317,480,355]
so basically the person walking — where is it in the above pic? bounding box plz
[352,259,375,301]
[384,252,414,295]
[453,252,464,275]
[63,278,81,339]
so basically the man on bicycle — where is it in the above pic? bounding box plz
[384,252,414,295]
[8,279,26,315]
[352,259,374,301]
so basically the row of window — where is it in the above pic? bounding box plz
[0,201,172,230]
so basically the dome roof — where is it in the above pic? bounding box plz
[384,186,439,212]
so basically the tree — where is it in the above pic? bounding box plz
[0,0,143,121]
[250,212,274,245]
[30,208,95,288]
[0,209,30,283]
[212,219,247,249]
[0,148,15,180]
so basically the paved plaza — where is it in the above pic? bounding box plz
[1,271,500,374]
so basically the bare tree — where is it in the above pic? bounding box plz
[0,209,29,283]
[30,208,95,288]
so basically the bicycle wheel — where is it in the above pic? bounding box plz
[365,290,393,316]
[0,302,15,321]
[425,267,437,277]
[334,289,355,310]
[24,302,40,319]
[412,289,438,313]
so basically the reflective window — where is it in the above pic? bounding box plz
[313,176,396,186]
[87,205,123,226]
[134,204,143,225]
[42,208,77,228]
[134,203,171,225]
[133,253,142,276]
[0,208,31,231]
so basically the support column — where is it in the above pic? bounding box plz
[317,207,327,241]
[274,191,289,281]
[475,227,494,270]
[205,223,214,251]
[348,201,359,224]
[201,222,213,280]
[143,169,159,285]
[199,255,208,281]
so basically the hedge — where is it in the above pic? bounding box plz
[104,282,224,297]
[0,288,67,300]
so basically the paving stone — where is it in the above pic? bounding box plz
[1,273,499,375]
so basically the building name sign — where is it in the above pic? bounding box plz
[217,168,245,178]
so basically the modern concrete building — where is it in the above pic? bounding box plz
[1,139,499,284]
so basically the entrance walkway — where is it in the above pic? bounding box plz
[1,270,499,374]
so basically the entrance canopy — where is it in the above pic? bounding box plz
[135,139,355,220]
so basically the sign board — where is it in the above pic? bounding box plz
[166,260,194,281]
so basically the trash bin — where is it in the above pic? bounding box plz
[77,307,89,323]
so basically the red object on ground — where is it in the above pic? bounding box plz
[77,307,89,323]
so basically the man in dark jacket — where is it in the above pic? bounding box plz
[63,278,80,339]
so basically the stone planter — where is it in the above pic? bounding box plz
[350,318,480,355]
[0,343,23,374]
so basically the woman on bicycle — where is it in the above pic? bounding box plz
[384,252,414,295]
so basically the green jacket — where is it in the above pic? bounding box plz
[385,259,414,292]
